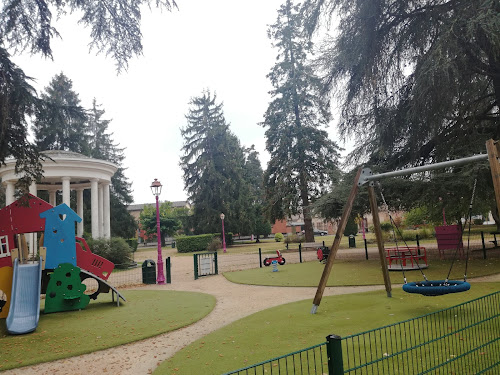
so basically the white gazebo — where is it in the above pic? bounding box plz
[0,150,118,239]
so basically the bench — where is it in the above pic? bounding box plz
[300,242,326,250]
[385,246,428,270]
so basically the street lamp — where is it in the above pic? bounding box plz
[151,179,166,284]
[220,213,227,253]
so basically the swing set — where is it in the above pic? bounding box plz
[311,139,500,314]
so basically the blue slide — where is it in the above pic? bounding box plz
[6,258,43,335]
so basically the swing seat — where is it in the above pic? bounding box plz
[403,280,470,296]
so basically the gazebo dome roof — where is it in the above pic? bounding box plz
[0,150,118,189]
[41,150,92,159]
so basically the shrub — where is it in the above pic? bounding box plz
[473,218,483,225]
[207,237,222,252]
[213,232,233,246]
[380,221,393,232]
[275,233,284,242]
[125,238,138,252]
[344,216,358,235]
[284,234,304,244]
[176,234,214,253]
[86,237,133,268]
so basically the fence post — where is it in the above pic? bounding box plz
[364,238,368,260]
[214,251,218,275]
[193,254,198,280]
[259,248,263,268]
[416,234,420,253]
[166,257,171,284]
[299,243,301,253]
[326,334,344,374]
[299,244,302,263]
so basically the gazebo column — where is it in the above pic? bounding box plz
[103,183,111,238]
[76,189,84,237]
[49,189,57,206]
[5,181,15,206]
[91,179,99,239]
[62,176,71,207]
[98,184,104,237]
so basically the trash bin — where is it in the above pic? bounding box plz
[171,241,176,248]
[348,235,356,248]
[142,259,156,284]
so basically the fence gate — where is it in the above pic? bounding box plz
[193,252,218,280]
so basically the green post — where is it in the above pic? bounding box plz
[259,248,262,268]
[299,245,302,263]
[166,257,171,284]
[214,251,218,275]
[326,334,344,374]
[194,254,199,280]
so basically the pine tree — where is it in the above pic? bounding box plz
[33,73,88,153]
[180,90,245,234]
[0,0,177,189]
[302,0,500,167]
[263,0,340,242]
[85,99,135,237]
[0,49,42,193]
[240,146,271,241]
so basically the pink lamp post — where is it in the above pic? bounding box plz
[151,179,166,284]
[220,213,227,253]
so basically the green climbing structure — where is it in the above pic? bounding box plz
[44,263,90,314]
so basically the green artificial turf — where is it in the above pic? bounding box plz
[0,290,215,371]
[156,283,500,375]
[223,258,500,286]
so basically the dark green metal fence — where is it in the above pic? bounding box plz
[227,291,499,374]
[223,342,328,375]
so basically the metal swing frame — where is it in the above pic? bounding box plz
[311,139,500,313]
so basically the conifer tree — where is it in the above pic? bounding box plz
[33,73,88,153]
[1,0,177,190]
[180,90,245,234]
[302,0,500,166]
[263,0,340,242]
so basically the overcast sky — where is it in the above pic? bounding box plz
[13,0,347,205]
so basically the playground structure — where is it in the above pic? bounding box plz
[311,139,500,313]
[0,194,125,335]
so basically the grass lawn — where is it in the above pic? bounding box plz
[223,258,500,287]
[0,290,215,371]
[155,282,500,375]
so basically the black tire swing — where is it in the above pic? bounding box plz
[378,180,475,297]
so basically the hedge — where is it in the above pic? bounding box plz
[176,232,233,253]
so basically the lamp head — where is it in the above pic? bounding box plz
[220,213,225,220]
[150,179,162,197]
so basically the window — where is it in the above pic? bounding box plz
[0,236,10,258]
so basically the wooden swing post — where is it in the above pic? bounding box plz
[486,139,500,219]
[311,168,362,314]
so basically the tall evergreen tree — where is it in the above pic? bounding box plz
[240,146,271,241]
[302,0,500,167]
[33,73,88,153]
[263,0,340,242]
[85,98,135,237]
[0,0,177,189]
[0,49,42,193]
[302,0,500,226]
[180,90,245,234]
